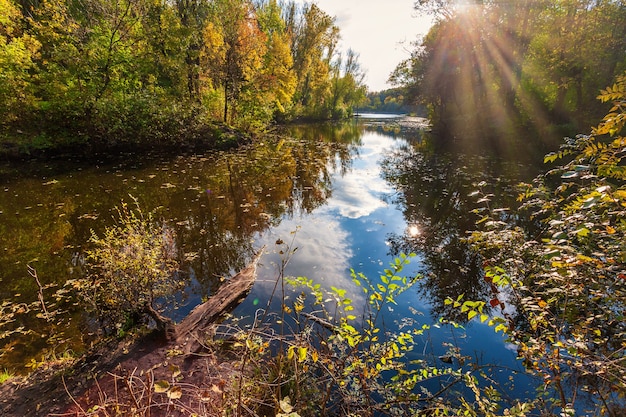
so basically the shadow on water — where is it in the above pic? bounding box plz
[379,138,541,323]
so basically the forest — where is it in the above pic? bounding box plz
[0,0,367,156]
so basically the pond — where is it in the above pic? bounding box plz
[0,116,540,401]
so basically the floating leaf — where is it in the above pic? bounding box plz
[575,227,590,237]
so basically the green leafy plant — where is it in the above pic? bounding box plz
[0,368,15,384]
[69,197,183,337]
[228,238,534,417]
[465,73,626,416]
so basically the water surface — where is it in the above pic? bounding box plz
[0,119,538,402]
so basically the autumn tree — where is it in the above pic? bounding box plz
[201,0,266,125]
[286,2,339,119]
[0,0,39,126]
[254,0,297,122]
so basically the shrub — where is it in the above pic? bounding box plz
[70,197,182,337]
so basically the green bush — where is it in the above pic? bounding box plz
[70,197,182,337]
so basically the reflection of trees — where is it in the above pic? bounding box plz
[0,124,362,326]
[381,143,528,323]
[0,128,360,369]
[283,120,364,176]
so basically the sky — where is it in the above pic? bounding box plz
[294,0,433,92]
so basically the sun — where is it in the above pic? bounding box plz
[407,225,421,237]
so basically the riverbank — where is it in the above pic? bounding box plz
[0,121,254,162]
[0,251,263,416]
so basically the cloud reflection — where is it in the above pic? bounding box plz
[241,132,404,318]
[323,133,393,219]
[251,213,366,311]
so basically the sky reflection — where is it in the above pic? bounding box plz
[232,125,534,402]
[243,131,413,316]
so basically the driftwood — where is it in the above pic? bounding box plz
[176,247,265,354]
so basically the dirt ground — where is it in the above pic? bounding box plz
[0,251,263,416]
[0,327,244,416]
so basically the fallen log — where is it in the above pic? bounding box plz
[176,247,265,354]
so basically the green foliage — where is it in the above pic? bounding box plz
[465,73,626,415]
[230,242,535,416]
[70,197,182,335]
[0,0,367,154]
[0,368,14,384]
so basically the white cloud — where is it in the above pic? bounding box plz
[322,132,395,218]
[250,213,367,313]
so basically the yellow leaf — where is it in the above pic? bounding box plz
[606,225,616,234]
[169,364,181,378]
[298,346,307,362]
[167,385,182,399]
[154,380,170,393]
[538,300,548,308]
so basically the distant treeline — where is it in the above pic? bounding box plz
[0,0,367,155]
[390,0,626,148]
[357,88,426,116]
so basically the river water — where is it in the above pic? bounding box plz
[0,116,540,399]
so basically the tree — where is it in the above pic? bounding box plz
[255,0,297,121]
[0,0,40,125]
[202,0,266,125]
[394,0,626,147]
[328,48,367,118]
[287,2,338,118]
